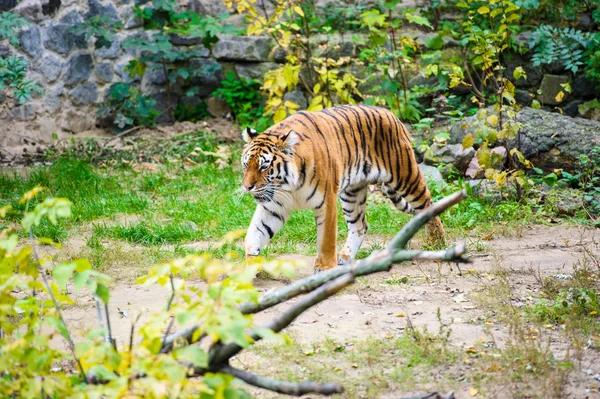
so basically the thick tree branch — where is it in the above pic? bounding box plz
[209,273,355,367]
[219,365,344,396]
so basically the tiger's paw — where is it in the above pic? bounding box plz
[313,258,337,274]
[337,251,353,266]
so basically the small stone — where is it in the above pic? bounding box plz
[572,75,598,100]
[283,89,307,110]
[181,221,199,232]
[86,0,118,22]
[36,53,63,82]
[61,109,95,133]
[115,62,140,83]
[44,20,86,54]
[212,35,273,62]
[424,143,476,172]
[207,96,231,117]
[189,58,223,96]
[539,75,571,106]
[0,0,18,11]
[0,44,11,57]
[95,62,114,83]
[13,0,43,22]
[418,163,444,184]
[563,100,584,118]
[43,86,63,113]
[515,89,533,106]
[94,37,122,59]
[149,69,166,85]
[18,24,42,58]
[68,82,98,105]
[9,103,36,120]
[64,53,93,85]
[120,6,143,29]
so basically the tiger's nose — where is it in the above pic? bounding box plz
[243,184,255,193]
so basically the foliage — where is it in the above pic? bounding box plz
[71,15,122,50]
[174,100,210,122]
[122,0,238,120]
[529,25,596,73]
[0,56,43,104]
[213,71,267,128]
[0,187,299,398]
[98,82,160,130]
[577,146,600,216]
[529,287,600,324]
[0,11,28,46]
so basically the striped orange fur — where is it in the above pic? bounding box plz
[241,104,445,272]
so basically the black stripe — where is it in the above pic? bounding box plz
[306,183,319,202]
[264,207,283,221]
[261,222,274,239]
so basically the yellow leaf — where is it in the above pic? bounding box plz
[555,91,565,103]
[273,107,287,123]
[591,311,598,316]
[469,387,479,397]
[284,100,300,109]
[482,231,495,241]
[487,114,498,127]
[20,186,46,204]
[313,83,321,94]
[462,133,475,150]
[293,5,304,17]
[395,313,406,317]
[477,6,490,14]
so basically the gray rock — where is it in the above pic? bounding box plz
[544,61,565,75]
[453,107,600,172]
[271,46,287,63]
[13,0,43,22]
[418,163,444,184]
[9,103,36,120]
[86,0,119,22]
[41,0,60,15]
[61,109,95,133]
[94,37,121,59]
[283,90,307,110]
[121,6,143,29]
[64,54,93,85]
[515,89,533,106]
[563,100,584,117]
[149,69,166,85]
[0,44,11,57]
[169,33,202,46]
[188,0,227,16]
[504,52,543,88]
[189,57,223,96]
[36,53,63,82]
[148,90,177,124]
[44,18,86,54]
[235,62,279,81]
[572,75,598,100]
[0,0,18,11]
[212,35,273,62]
[424,143,476,172]
[539,74,570,106]
[43,86,63,113]
[18,24,42,58]
[69,82,98,105]
[95,62,114,83]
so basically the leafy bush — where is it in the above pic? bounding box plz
[213,71,266,127]
[0,56,43,104]
[530,25,595,73]
[0,11,28,46]
[71,15,122,50]
[529,287,600,324]
[98,83,160,130]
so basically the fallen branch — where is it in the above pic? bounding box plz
[219,365,344,396]
[161,191,468,353]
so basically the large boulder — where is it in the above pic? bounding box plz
[539,74,570,106]
[451,107,600,172]
[212,35,273,62]
[235,62,279,80]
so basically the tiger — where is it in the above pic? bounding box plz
[241,104,445,272]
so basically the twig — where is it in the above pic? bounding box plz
[219,365,344,396]
[103,126,142,147]
[161,191,468,353]
[95,295,105,331]
[104,302,116,350]
[29,231,87,380]
[162,275,177,345]
[209,273,355,366]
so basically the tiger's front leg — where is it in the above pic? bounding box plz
[313,192,338,272]
[245,204,289,261]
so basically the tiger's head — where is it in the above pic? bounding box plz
[241,127,299,203]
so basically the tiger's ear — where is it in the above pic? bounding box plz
[242,127,259,143]
[279,130,299,152]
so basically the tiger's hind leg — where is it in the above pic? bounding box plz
[338,185,368,265]
[383,177,446,247]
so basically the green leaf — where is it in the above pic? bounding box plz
[96,284,110,304]
[425,35,444,50]
[543,173,558,187]
[405,13,432,29]
[513,66,526,81]
[175,346,208,368]
[88,365,118,381]
[52,263,76,287]
[531,99,541,109]
[46,315,70,340]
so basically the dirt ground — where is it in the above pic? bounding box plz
[57,225,600,398]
